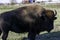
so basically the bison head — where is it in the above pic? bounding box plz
[45,10,57,20]
[41,10,57,32]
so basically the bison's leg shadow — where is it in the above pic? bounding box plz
[22,37,28,40]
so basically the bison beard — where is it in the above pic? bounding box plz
[0,5,57,40]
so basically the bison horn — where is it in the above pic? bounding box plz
[54,10,57,16]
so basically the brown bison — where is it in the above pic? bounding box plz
[0,5,57,40]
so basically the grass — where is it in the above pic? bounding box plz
[0,4,60,40]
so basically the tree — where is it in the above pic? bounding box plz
[11,0,17,5]
[49,0,52,2]
[33,0,35,2]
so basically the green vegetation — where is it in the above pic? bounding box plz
[0,4,60,40]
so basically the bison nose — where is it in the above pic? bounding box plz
[54,17,57,20]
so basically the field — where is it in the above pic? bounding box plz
[0,4,60,40]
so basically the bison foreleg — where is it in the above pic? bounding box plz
[28,32,36,40]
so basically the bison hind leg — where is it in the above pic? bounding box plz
[2,31,9,40]
[1,23,10,40]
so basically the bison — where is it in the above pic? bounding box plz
[0,5,57,40]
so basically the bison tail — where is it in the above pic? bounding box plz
[0,29,2,36]
[0,14,2,36]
